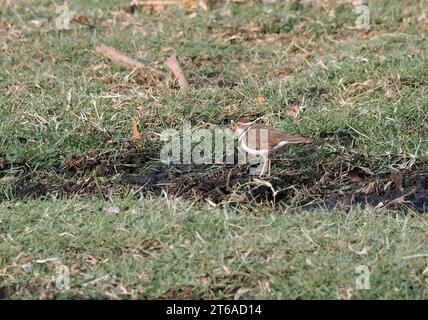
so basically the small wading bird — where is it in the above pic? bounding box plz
[232,119,313,177]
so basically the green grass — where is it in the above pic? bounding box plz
[1,0,428,169]
[1,198,428,299]
[1,0,428,299]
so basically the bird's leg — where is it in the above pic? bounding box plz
[259,156,268,177]
[267,157,272,177]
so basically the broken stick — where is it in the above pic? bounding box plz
[165,54,190,90]
[94,44,165,81]
[95,44,143,70]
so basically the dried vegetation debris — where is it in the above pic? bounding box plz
[1,148,428,212]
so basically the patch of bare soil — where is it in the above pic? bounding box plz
[156,285,201,300]
[1,147,427,212]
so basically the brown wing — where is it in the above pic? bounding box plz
[243,124,312,150]
[281,134,313,144]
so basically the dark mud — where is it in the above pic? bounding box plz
[1,149,427,213]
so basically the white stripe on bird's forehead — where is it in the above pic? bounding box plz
[237,122,254,126]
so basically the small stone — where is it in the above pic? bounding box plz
[104,206,120,214]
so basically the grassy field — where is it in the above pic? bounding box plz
[1,0,428,299]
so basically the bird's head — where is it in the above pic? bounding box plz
[232,118,254,135]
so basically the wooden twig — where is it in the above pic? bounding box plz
[95,44,143,70]
[165,54,190,90]
[94,44,165,81]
